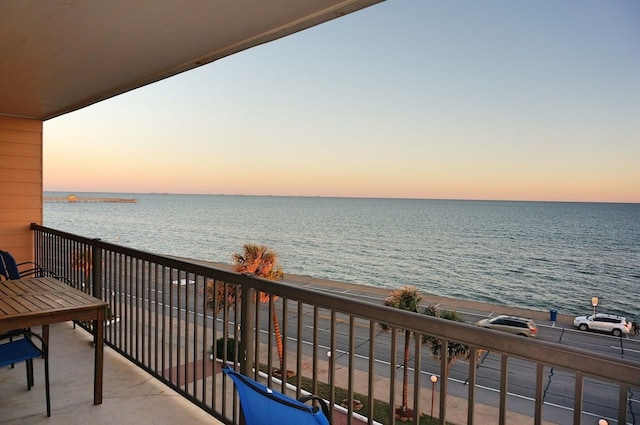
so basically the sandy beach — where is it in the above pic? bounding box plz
[194,258,576,327]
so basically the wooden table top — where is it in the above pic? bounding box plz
[0,276,107,334]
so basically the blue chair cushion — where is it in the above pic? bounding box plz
[223,365,330,425]
[0,338,42,367]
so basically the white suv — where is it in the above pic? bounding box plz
[573,313,631,337]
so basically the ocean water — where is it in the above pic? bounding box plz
[43,192,640,319]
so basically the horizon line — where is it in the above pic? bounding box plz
[42,190,640,205]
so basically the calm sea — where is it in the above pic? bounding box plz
[43,192,640,319]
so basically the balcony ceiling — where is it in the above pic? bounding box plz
[0,0,382,121]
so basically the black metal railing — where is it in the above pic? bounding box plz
[31,224,640,425]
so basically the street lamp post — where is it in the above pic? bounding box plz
[430,375,438,419]
[326,351,332,384]
[592,297,599,315]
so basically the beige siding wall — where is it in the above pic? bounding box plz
[0,116,43,263]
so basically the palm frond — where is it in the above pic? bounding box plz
[422,308,472,372]
[383,285,422,311]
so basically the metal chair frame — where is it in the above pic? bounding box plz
[0,329,51,417]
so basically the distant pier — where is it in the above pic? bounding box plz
[44,195,137,203]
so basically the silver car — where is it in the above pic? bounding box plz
[573,313,631,337]
[476,315,538,337]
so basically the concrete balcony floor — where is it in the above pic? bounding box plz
[0,279,573,425]
[0,322,223,425]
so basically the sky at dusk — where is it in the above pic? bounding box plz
[43,1,640,203]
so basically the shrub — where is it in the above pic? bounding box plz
[214,337,237,361]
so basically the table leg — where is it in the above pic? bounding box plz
[42,324,49,357]
[94,306,105,405]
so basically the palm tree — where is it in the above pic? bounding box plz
[70,249,92,290]
[232,244,286,375]
[422,308,472,373]
[206,279,239,314]
[70,248,115,321]
[380,285,422,420]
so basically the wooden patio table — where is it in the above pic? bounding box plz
[0,276,107,404]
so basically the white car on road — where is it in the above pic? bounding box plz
[573,313,631,337]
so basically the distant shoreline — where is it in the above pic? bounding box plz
[44,195,137,203]
[43,191,639,205]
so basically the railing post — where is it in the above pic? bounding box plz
[240,285,255,377]
[91,239,103,345]
[91,239,102,299]
[440,338,449,425]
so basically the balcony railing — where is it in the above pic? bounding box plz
[31,224,640,425]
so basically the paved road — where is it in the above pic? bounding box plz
[281,275,640,424]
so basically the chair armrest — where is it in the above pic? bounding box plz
[297,395,330,419]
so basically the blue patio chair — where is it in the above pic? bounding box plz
[222,365,330,425]
[0,250,72,284]
[0,329,51,417]
[0,250,78,330]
